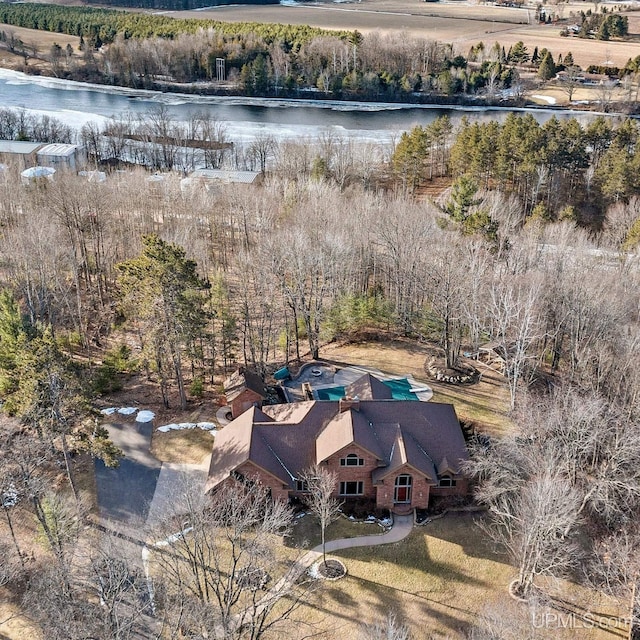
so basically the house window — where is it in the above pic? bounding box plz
[231,470,246,483]
[295,480,309,492]
[394,475,412,503]
[339,481,364,496]
[439,476,456,488]
[340,453,364,467]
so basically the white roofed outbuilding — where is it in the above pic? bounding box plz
[36,144,86,171]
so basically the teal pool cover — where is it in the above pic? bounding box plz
[315,386,346,401]
[315,378,418,401]
[382,378,418,400]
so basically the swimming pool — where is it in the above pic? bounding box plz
[381,378,419,401]
[314,378,418,401]
[315,386,347,401]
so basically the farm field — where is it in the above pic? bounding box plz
[171,0,640,68]
[0,23,80,70]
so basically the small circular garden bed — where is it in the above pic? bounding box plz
[311,559,347,581]
[425,358,479,385]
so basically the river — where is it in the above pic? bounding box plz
[0,68,613,146]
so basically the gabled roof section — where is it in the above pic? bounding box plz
[345,373,393,400]
[223,368,265,404]
[250,429,296,485]
[205,406,272,492]
[372,425,437,483]
[359,401,468,473]
[316,408,383,463]
[438,456,457,475]
[262,400,317,424]
[403,431,438,479]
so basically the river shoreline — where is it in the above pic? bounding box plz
[0,67,630,120]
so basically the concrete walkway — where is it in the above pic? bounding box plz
[146,456,211,526]
[319,513,414,554]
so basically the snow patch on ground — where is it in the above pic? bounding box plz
[117,407,138,415]
[156,422,217,434]
[101,406,156,423]
[532,94,557,105]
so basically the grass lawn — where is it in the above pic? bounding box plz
[286,512,384,549]
[150,427,214,464]
[0,600,42,640]
[320,339,514,437]
[294,512,627,639]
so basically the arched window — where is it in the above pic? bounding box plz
[394,475,412,503]
[439,475,456,488]
[340,453,364,466]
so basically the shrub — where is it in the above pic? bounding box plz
[189,376,204,398]
[92,343,137,394]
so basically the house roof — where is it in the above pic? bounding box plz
[316,408,384,463]
[190,169,260,184]
[345,373,393,400]
[0,140,42,155]
[373,426,438,483]
[205,406,272,492]
[223,368,266,403]
[208,373,468,493]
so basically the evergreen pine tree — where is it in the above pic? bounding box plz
[538,51,557,81]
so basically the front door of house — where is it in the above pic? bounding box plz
[394,475,412,504]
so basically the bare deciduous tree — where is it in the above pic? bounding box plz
[486,275,543,410]
[359,611,411,640]
[300,465,341,567]
[470,438,582,599]
[148,476,314,640]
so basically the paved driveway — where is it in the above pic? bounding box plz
[146,458,210,526]
[95,420,161,525]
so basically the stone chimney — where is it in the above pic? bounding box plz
[339,396,360,412]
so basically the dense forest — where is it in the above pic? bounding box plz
[0,111,639,386]
[1,99,640,634]
[86,0,279,9]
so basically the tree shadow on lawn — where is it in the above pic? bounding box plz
[319,516,516,631]
[309,571,480,638]
[420,511,511,563]
[336,530,490,591]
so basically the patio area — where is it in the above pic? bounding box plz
[282,362,433,403]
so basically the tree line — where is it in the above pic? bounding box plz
[91,0,278,9]
[572,9,629,40]
[0,3,349,47]
[9,105,640,232]
[0,4,557,102]
[392,113,640,230]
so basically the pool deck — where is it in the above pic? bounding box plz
[283,362,433,403]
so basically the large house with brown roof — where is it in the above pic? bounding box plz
[207,373,469,512]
